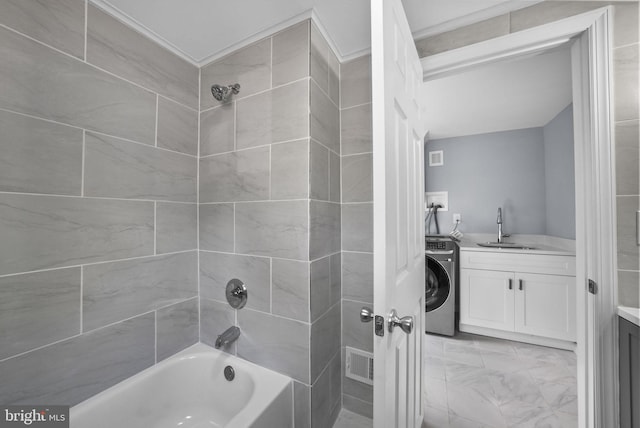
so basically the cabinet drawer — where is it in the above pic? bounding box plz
[460,251,575,276]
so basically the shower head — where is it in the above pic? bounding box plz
[211,83,240,102]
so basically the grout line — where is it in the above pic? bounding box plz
[79,266,84,334]
[200,136,311,158]
[233,203,236,253]
[340,101,372,111]
[154,201,157,255]
[81,130,86,197]
[154,94,159,147]
[269,258,273,313]
[197,65,202,343]
[154,310,158,364]
[0,190,194,204]
[83,0,88,61]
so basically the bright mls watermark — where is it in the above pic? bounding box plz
[0,406,68,427]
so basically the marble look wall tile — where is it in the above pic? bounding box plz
[310,201,341,260]
[415,15,509,58]
[510,2,608,34]
[156,298,199,361]
[201,39,271,110]
[613,44,640,122]
[310,140,330,201]
[157,97,198,156]
[330,151,341,203]
[342,393,373,419]
[273,21,310,86]
[199,146,270,202]
[237,79,309,149]
[156,202,197,254]
[0,313,155,406]
[200,251,270,312]
[235,201,309,260]
[311,22,330,95]
[0,194,153,275]
[342,300,373,352]
[0,268,80,361]
[199,203,234,252]
[87,5,198,108]
[84,133,197,202]
[342,203,373,252]
[311,256,332,322]
[341,55,371,109]
[272,258,310,322]
[310,304,340,382]
[0,26,156,144]
[328,49,340,106]
[294,381,311,428]
[342,252,374,303]
[613,3,639,48]
[311,351,341,428]
[83,252,198,331]
[618,270,640,308]
[272,139,310,200]
[341,103,372,156]
[615,120,639,195]
[200,298,236,353]
[617,196,640,271]
[200,104,235,156]
[0,0,85,59]
[0,109,82,195]
[238,309,310,383]
[330,253,342,306]
[342,153,373,203]
[310,81,340,153]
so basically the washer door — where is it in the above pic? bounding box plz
[425,256,451,312]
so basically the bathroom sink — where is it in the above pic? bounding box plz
[477,242,536,250]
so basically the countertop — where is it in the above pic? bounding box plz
[456,233,576,256]
[618,306,640,327]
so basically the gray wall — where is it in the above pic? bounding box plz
[0,1,199,406]
[198,21,342,428]
[425,128,548,236]
[544,105,576,239]
[416,1,639,308]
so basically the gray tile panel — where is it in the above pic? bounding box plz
[328,48,340,106]
[310,256,332,322]
[342,300,373,353]
[341,103,372,156]
[310,304,340,382]
[310,140,329,201]
[200,251,271,313]
[0,109,82,195]
[311,351,341,427]
[0,194,154,275]
[340,55,371,109]
[613,44,639,122]
[271,139,310,200]
[236,80,309,149]
[86,5,198,108]
[0,26,156,145]
[310,80,340,154]
[200,104,235,156]
[510,2,609,34]
[272,258,310,322]
[156,298,199,361]
[0,313,155,406]
[84,132,197,202]
[200,39,271,110]
[199,147,270,203]
[294,381,312,428]
[83,252,198,331]
[156,202,197,254]
[235,201,309,260]
[0,268,81,360]
[342,153,373,203]
[310,201,341,260]
[273,21,310,87]
[342,252,374,304]
[616,196,640,271]
[157,97,198,156]
[613,3,639,48]
[310,22,330,95]
[342,203,373,252]
[199,203,235,252]
[0,0,85,59]
[615,120,639,196]
[238,308,310,383]
[618,271,640,308]
[329,151,341,203]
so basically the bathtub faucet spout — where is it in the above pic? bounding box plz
[215,326,240,349]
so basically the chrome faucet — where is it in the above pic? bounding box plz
[215,326,240,349]
[497,207,505,243]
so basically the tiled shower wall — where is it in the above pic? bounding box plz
[415,1,640,307]
[197,21,342,427]
[0,1,199,405]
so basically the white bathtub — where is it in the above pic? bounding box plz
[70,343,293,428]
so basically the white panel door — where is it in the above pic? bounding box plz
[459,268,515,331]
[514,273,577,341]
[371,0,425,426]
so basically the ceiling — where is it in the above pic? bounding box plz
[423,47,573,140]
[89,0,541,65]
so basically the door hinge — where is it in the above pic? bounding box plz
[588,279,598,295]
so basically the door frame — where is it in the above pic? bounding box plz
[420,7,617,428]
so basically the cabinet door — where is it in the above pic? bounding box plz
[514,273,576,341]
[460,268,514,331]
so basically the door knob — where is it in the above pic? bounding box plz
[388,309,413,334]
[360,307,373,323]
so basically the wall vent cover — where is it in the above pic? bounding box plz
[346,347,374,385]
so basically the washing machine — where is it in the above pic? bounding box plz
[425,236,457,336]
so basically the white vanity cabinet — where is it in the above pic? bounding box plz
[459,249,577,346]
